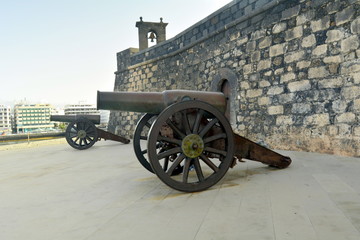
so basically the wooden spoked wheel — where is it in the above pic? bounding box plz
[133,113,183,175]
[65,117,98,150]
[133,114,157,173]
[147,100,234,192]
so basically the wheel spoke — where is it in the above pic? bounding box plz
[166,119,186,139]
[157,147,182,160]
[182,158,191,183]
[141,149,148,155]
[193,157,204,181]
[87,131,97,137]
[166,153,186,175]
[140,136,147,140]
[86,136,93,142]
[157,136,182,145]
[163,157,169,171]
[192,109,204,134]
[86,129,96,134]
[200,154,219,172]
[145,122,151,128]
[84,123,91,132]
[182,111,191,135]
[69,132,77,137]
[203,133,227,144]
[199,118,219,137]
[73,137,79,143]
[204,147,227,157]
[77,122,83,130]
[69,132,77,138]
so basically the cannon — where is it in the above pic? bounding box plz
[97,90,291,192]
[50,114,130,150]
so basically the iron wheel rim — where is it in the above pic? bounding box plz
[133,113,157,173]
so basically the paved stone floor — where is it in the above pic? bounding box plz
[0,140,359,240]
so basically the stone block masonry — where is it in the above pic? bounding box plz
[110,0,360,157]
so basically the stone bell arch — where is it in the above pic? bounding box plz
[136,17,168,51]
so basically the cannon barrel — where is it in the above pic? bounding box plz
[97,90,227,114]
[50,115,101,124]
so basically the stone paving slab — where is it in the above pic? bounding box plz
[0,141,359,240]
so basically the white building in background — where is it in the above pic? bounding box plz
[64,102,99,115]
[64,102,108,127]
[0,105,11,133]
[14,103,54,133]
[99,110,110,127]
[51,107,64,115]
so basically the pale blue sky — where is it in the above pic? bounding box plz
[0,0,231,107]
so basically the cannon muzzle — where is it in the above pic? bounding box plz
[50,115,101,124]
[97,90,227,114]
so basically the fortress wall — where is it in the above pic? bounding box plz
[110,0,360,157]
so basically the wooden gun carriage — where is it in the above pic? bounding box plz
[50,114,130,150]
[97,90,292,192]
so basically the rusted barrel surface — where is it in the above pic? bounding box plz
[97,90,227,114]
[50,115,101,124]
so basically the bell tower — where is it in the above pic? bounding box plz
[136,17,168,51]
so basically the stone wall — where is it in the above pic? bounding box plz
[109,0,360,157]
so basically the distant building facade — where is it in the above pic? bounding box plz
[52,108,64,115]
[99,110,110,128]
[14,104,54,133]
[64,103,99,115]
[0,105,11,133]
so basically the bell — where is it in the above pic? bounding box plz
[149,32,156,42]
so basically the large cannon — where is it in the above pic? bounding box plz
[50,114,130,150]
[97,90,291,192]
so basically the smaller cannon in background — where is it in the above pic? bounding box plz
[97,90,292,192]
[50,115,130,150]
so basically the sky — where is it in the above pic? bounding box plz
[0,0,232,107]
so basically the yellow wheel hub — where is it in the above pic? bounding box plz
[77,130,87,138]
[181,134,204,158]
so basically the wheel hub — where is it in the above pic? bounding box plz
[181,134,204,158]
[77,130,87,138]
